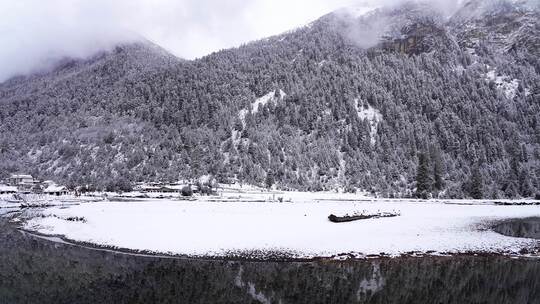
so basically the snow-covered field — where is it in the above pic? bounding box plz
[21,197,540,259]
[0,193,100,209]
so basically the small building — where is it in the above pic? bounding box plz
[43,184,69,196]
[161,184,191,193]
[8,174,40,192]
[0,184,17,194]
[159,186,180,193]
[8,174,35,185]
[134,183,162,193]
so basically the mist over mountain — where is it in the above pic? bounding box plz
[1,0,539,198]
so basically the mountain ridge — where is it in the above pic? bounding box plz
[1,0,539,198]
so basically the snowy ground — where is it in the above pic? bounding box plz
[0,194,100,209]
[21,197,540,259]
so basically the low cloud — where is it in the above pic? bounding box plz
[337,0,461,49]
[0,0,462,82]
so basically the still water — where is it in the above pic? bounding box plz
[0,211,539,304]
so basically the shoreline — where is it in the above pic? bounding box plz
[11,200,540,262]
[17,224,540,263]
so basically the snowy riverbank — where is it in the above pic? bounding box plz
[20,198,540,259]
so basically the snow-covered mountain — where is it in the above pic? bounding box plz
[336,1,454,51]
[0,0,538,198]
[450,0,540,54]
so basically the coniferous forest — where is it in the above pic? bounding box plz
[0,0,539,198]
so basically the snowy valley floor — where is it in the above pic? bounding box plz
[16,193,540,260]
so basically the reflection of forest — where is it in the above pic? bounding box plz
[0,217,539,304]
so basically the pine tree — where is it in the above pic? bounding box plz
[265,170,275,189]
[416,152,431,198]
[470,166,483,199]
[431,146,444,192]
[518,168,533,197]
[433,160,443,192]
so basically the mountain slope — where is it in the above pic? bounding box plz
[0,0,539,198]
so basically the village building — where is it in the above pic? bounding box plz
[134,183,162,193]
[162,181,200,194]
[7,174,35,185]
[7,174,40,193]
[43,184,69,196]
[134,181,199,195]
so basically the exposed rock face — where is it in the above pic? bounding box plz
[380,20,451,55]
[341,0,540,56]
[450,0,540,55]
[334,1,457,55]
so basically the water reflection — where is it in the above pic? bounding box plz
[0,214,539,304]
[494,218,540,239]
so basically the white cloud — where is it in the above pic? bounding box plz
[0,0,459,82]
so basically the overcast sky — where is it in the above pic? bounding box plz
[0,0,463,82]
[0,0,376,82]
